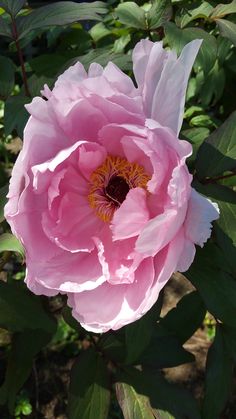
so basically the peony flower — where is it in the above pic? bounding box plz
[5,39,219,332]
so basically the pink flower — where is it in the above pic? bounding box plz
[5,40,219,332]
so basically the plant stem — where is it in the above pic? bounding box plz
[11,15,30,97]
[202,171,236,184]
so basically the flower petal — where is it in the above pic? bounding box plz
[184,188,220,247]
[111,188,149,241]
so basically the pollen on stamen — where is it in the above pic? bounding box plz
[88,155,150,222]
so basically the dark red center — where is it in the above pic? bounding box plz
[105,176,130,206]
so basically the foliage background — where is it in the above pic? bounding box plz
[0,0,236,418]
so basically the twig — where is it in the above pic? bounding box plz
[10,15,30,97]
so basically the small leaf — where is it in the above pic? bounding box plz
[203,325,233,419]
[177,1,213,28]
[68,348,110,419]
[116,382,155,419]
[211,0,236,19]
[0,281,56,333]
[0,56,15,98]
[147,0,172,30]
[216,19,236,47]
[0,0,25,16]
[0,15,12,38]
[196,111,236,178]
[4,95,30,137]
[16,1,107,40]
[0,329,52,413]
[165,23,217,74]
[0,184,8,223]
[0,233,24,257]
[115,2,147,29]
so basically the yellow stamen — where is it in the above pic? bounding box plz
[88,156,150,222]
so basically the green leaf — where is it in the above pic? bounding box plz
[199,60,225,106]
[194,183,236,274]
[165,22,217,74]
[0,233,24,257]
[67,348,110,419]
[161,291,206,343]
[0,281,56,333]
[0,15,12,38]
[176,2,213,28]
[116,382,155,419]
[90,22,111,42]
[147,0,172,30]
[216,19,236,47]
[100,333,126,363]
[140,326,194,368]
[0,329,52,413]
[115,2,147,29]
[196,111,236,178]
[125,298,163,364]
[0,184,8,223]
[16,1,107,40]
[186,246,236,328]
[4,95,30,137]
[0,0,25,16]
[211,0,236,19]
[181,127,210,163]
[0,56,15,98]
[202,325,233,419]
[116,367,201,419]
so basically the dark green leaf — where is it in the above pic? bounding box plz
[194,183,236,274]
[216,19,236,47]
[116,367,201,419]
[16,1,107,40]
[0,329,52,413]
[100,333,126,364]
[203,325,233,419]
[68,348,110,419]
[0,233,24,257]
[0,16,12,38]
[0,56,15,99]
[211,1,236,19]
[0,0,25,16]
[0,184,8,223]
[116,382,155,419]
[165,23,217,74]
[186,246,236,328]
[115,2,147,29]
[147,0,172,30]
[0,281,56,333]
[4,95,30,137]
[29,54,71,77]
[196,111,236,178]
[161,291,206,343]
[125,297,163,364]
[140,325,194,368]
[176,2,213,28]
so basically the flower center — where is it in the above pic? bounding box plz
[88,155,150,222]
[105,175,130,206]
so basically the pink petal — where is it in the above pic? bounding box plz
[184,188,219,247]
[67,257,155,332]
[133,39,202,134]
[111,188,149,240]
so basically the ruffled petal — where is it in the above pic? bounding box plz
[184,188,219,247]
